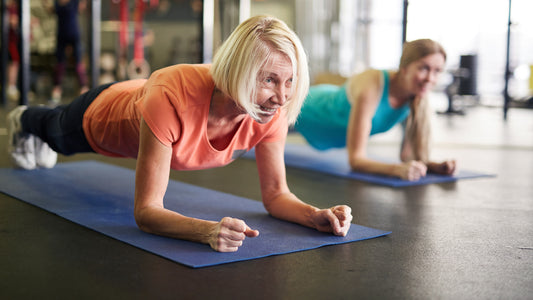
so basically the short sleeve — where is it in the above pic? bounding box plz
[137,85,182,147]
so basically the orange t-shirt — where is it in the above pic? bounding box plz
[83,64,287,170]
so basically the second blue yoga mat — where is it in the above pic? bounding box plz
[0,161,390,268]
[242,143,495,187]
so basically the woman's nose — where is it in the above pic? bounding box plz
[274,85,288,105]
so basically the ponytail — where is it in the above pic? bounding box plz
[399,39,444,163]
[404,95,430,162]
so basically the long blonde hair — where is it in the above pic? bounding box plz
[401,39,446,162]
[210,15,309,125]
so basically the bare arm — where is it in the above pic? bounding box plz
[346,70,408,177]
[134,118,258,252]
[255,140,352,236]
[346,70,427,181]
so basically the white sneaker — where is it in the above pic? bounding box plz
[34,136,57,168]
[7,85,20,102]
[7,106,37,170]
[50,88,62,104]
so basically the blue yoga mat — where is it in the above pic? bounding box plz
[0,161,390,268]
[242,143,495,187]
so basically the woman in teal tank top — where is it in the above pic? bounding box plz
[295,71,409,150]
[295,39,457,181]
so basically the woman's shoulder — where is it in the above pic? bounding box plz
[141,64,214,111]
[351,69,384,83]
[151,64,211,80]
[147,64,214,92]
[347,69,384,89]
[346,69,384,101]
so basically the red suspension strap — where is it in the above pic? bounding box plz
[127,0,158,79]
[119,0,129,57]
[132,0,145,66]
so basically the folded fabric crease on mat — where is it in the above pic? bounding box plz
[0,161,391,268]
[242,143,496,187]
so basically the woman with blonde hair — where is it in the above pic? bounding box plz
[7,15,352,252]
[295,39,456,181]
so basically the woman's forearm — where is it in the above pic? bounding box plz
[263,192,353,237]
[134,205,217,244]
[262,192,318,229]
[350,156,403,178]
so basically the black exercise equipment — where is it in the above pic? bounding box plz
[441,54,479,115]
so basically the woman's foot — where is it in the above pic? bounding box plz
[51,86,62,104]
[6,106,57,169]
[7,85,20,102]
[7,106,36,170]
[34,136,57,169]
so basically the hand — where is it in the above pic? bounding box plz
[429,160,457,175]
[311,205,353,237]
[208,217,259,252]
[399,160,427,181]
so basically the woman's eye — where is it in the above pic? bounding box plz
[286,78,293,87]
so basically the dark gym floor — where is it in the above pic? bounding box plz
[1,96,532,299]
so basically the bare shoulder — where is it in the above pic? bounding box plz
[351,69,382,84]
[346,69,383,103]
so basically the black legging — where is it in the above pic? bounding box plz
[21,82,115,155]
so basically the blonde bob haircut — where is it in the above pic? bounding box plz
[210,15,309,125]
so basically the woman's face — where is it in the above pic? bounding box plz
[403,53,445,97]
[254,52,294,124]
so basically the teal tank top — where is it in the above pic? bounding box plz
[294,70,410,150]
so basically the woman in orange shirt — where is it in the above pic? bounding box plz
[7,15,352,252]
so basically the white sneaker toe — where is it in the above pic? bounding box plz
[35,137,57,168]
